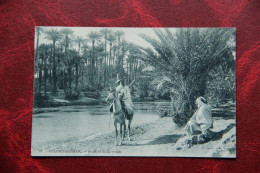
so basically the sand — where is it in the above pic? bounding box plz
[31,117,236,158]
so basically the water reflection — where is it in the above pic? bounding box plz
[32,102,171,146]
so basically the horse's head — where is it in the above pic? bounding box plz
[106,90,116,103]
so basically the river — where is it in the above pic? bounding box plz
[32,102,171,147]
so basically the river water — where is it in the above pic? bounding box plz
[32,102,171,146]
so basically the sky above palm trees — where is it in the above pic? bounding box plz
[35,27,171,49]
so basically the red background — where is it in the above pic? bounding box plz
[0,0,259,172]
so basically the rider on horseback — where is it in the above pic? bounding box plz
[106,74,134,144]
[114,75,134,117]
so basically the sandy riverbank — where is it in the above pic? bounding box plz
[32,117,236,158]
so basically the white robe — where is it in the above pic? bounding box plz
[193,104,212,130]
[186,104,213,135]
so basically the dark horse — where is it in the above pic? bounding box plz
[106,90,133,146]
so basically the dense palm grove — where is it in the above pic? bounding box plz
[140,28,235,125]
[34,27,235,126]
[34,28,143,101]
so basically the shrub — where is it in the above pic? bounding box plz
[172,113,190,127]
[34,93,49,107]
[65,90,80,101]
[156,105,171,118]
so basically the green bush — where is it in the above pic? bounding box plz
[65,90,80,101]
[34,93,49,107]
[80,84,102,93]
[172,112,190,127]
[157,90,171,100]
[205,69,235,105]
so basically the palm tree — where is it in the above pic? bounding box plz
[114,30,124,43]
[140,28,235,126]
[35,27,44,75]
[74,36,84,90]
[87,31,101,84]
[127,43,141,83]
[118,39,128,75]
[37,44,45,93]
[114,31,124,73]
[107,33,116,80]
[95,43,105,84]
[60,28,74,93]
[100,28,112,86]
[74,36,84,55]
[45,28,62,95]
[43,44,52,96]
[61,28,74,50]
[81,43,89,83]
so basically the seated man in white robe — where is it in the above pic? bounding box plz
[186,97,213,138]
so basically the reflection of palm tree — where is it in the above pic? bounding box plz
[45,28,62,95]
[88,31,101,84]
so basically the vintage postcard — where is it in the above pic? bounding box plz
[31,27,236,157]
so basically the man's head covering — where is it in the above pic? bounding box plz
[196,96,207,107]
[199,97,207,103]
[116,74,121,84]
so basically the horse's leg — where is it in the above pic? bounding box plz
[119,123,122,145]
[123,122,126,141]
[127,119,132,141]
[114,121,118,146]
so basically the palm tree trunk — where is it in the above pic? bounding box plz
[35,30,40,75]
[68,66,72,93]
[130,61,132,82]
[81,66,84,85]
[63,69,65,90]
[43,48,47,96]
[52,40,57,95]
[91,40,95,84]
[75,63,79,90]
[109,42,112,80]
[38,61,42,93]
[49,69,52,87]
[103,37,107,86]
[76,43,81,90]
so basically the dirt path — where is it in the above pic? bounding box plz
[32,117,236,157]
